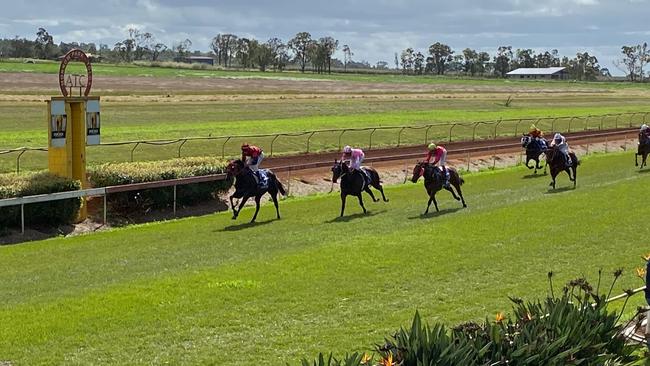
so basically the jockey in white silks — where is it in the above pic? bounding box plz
[550,133,571,166]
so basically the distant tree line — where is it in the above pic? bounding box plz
[398,42,650,81]
[1,27,649,81]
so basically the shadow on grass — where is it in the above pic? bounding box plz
[522,172,547,179]
[637,168,650,174]
[408,206,465,219]
[325,209,386,223]
[218,218,277,232]
[545,186,576,194]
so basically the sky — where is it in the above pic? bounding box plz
[0,0,649,75]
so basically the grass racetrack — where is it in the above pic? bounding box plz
[0,151,648,365]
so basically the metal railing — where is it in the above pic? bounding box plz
[1,111,649,174]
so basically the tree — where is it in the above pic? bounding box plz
[514,48,535,68]
[462,48,478,76]
[288,32,313,73]
[267,37,288,71]
[151,43,167,61]
[173,38,192,59]
[494,46,513,78]
[414,52,425,75]
[253,42,274,72]
[376,61,389,70]
[615,43,648,82]
[34,28,54,59]
[428,42,453,75]
[394,52,399,70]
[535,49,560,68]
[400,47,415,74]
[477,51,491,76]
[342,44,353,71]
[562,52,600,80]
[319,37,338,73]
[236,37,253,68]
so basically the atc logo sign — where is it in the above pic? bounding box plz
[58,49,93,97]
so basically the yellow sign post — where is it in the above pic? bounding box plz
[47,50,100,222]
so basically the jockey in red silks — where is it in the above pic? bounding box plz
[425,142,450,188]
[341,145,370,182]
[241,143,264,172]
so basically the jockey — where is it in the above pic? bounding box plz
[640,124,650,143]
[341,145,370,182]
[529,124,543,139]
[425,142,450,188]
[550,133,572,167]
[241,143,265,181]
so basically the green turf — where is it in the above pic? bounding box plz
[0,152,648,365]
[2,59,650,91]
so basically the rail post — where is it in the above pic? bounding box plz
[338,130,347,151]
[397,127,406,147]
[173,185,177,217]
[221,136,231,159]
[306,131,316,153]
[644,112,650,124]
[21,203,25,235]
[177,139,187,158]
[103,192,107,225]
[448,123,458,142]
[472,122,481,141]
[615,114,621,129]
[584,116,590,131]
[514,118,525,136]
[270,134,280,157]
[130,142,140,162]
[493,118,503,139]
[568,117,578,133]
[600,115,605,130]
[424,125,434,144]
[369,128,377,149]
[16,149,27,173]
[551,117,560,132]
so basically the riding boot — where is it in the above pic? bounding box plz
[442,166,450,188]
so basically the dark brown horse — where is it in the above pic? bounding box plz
[543,147,579,189]
[331,160,388,217]
[521,135,547,174]
[411,163,467,214]
[226,159,286,223]
[635,133,650,169]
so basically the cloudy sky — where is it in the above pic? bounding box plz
[1,0,649,74]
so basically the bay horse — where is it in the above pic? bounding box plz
[635,133,650,169]
[543,147,579,189]
[331,160,388,217]
[521,135,547,174]
[411,163,467,214]
[226,159,286,223]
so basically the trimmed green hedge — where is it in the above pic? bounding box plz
[0,172,81,227]
[88,157,233,213]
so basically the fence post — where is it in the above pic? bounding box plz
[645,112,650,124]
[270,134,280,157]
[397,127,406,147]
[16,149,27,174]
[286,169,292,196]
[173,185,177,217]
[221,136,231,159]
[338,130,347,151]
[177,139,187,158]
[493,118,503,139]
[130,142,140,162]
[551,117,559,132]
[600,115,605,130]
[568,117,578,133]
[103,192,107,225]
[21,203,25,235]
[448,123,457,142]
[369,128,377,149]
[306,131,316,153]
[466,152,470,172]
[514,119,525,136]
[424,125,434,144]
[472,122,481,141]
[615,115,620,129]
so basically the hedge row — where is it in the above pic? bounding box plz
[88,157,233,213]
[0,172,81,227]
[298,274,645,365]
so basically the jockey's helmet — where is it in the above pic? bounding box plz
[343,145,352,154]
[241,143,249,150]
[553,133,563,142]
[427,143,437,151]
[529,124,537,133]
[641,124,649,131]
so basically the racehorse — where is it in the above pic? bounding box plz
[635,133,650,169]
[542,147,579,189]
[521,135,547,174]
[331,160,388,217]
[226,159,286,223]
[411,162,467,214]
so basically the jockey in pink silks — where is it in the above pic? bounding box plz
[341,145,370,182]
[425,142,450,188]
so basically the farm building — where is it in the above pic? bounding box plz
[506,67,569,80]
[182,56,215,66]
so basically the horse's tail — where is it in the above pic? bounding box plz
[276,176,287,196]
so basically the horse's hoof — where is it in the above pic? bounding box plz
[384,199,389,202]
[463,204,467,208]
[374,199,379,202]
[231,216,237,220]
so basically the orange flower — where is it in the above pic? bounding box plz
[496,312,506,323]
[380,353,393,366]
[636,267,646,279]
[361,353,372,364]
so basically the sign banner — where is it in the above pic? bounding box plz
[86,99,100,145]
[50,100,66,147]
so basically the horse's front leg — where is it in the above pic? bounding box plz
[233,195,250,220]
[229,195,238,216]
[357,194,367,214]
[340,193,347,217]
[250,195,261,223]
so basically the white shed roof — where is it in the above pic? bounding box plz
[506,67,566,75]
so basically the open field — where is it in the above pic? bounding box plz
[0,152,648,365]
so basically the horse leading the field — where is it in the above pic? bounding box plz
[543,134,579,189]
[331,160,388,217]
[521,134,547,174]
[411,162,466,214]
[226,159,286,223]
[636,124,650,169]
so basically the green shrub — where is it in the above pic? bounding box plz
[0,172,81,227]
[299,272,646,366]
[88,157,233,213]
